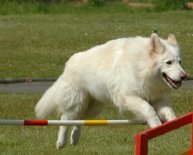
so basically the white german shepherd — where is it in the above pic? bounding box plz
[35,33,186,149]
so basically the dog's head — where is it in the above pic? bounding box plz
[149,33,187,89]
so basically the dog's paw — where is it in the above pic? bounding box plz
[56,140,65,150]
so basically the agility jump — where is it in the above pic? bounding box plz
[135,112,193,155]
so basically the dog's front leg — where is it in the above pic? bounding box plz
[152,98,176,122]
[119,96,162,128]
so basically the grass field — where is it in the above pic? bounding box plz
[0,89,192,155]
[0,11,193,78]
[0,2,193,155]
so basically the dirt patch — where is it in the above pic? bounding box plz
[123,2,156,9]
[186,2,193,9]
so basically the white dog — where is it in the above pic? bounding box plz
[35,33,186,149]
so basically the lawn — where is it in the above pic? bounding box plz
[0,89,192,155]
[0,2,193,155]
[0,11,193,78]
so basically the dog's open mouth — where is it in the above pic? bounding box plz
[162,73,181,89]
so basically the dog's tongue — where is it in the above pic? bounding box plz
[163,73,181,89]
[169,76,181,85]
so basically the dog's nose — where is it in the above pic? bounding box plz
[180,73,187,80]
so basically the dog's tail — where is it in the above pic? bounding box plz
[35,77,62,119]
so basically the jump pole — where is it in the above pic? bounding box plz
[0,119,145,126]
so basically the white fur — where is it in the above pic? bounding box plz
[35,33,186,149]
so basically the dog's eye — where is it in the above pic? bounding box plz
[179,60,182,64]
[166,61,172,65]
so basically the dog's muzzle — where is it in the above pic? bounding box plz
[162,73,183,89]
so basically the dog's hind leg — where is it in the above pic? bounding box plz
[56,114,70,150]
[70,126,81,145]
[69,103,97,146]
[56,110,85,149]
[69,100,104,146]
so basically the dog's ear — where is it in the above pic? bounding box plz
[150,33,164,55]
[167,34,178,47]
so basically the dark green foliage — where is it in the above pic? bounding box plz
[89,0,106,7]
[155,0,189,11]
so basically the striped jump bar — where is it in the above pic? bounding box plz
[0,119,145,126]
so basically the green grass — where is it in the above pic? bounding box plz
[0,11,193,78]
[0,89,192,154]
